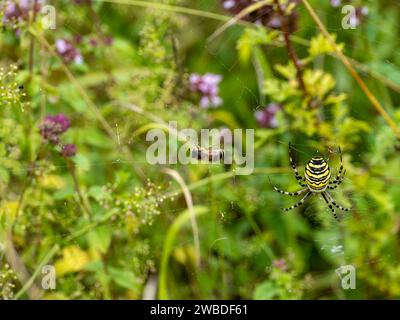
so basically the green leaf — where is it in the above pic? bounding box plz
[0,167,10,184]
[275,63,297,80]
[108,266,140,292]
[78,128,109,148]
[53,185,75,200]
[369,61,400,87]
[308,33,343,58]
[87,225,112,254]
[73,153,91,172]
[211,110,240,128]
[237,27,277,64]
[253,46,273,80]
[88,186,112,202]
[59,85,87,113]
[253,281,277,300]
[159,206,208,299]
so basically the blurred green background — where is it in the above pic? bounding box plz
[1,0,400,299]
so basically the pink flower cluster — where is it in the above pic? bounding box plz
[55,39,83,65]
[39,114,76,158]
[2,0,41,23]
[189,73,223,109]
[330,0,369,27]
[39,114,71,144]
[255,103,281,128]
[60,144,77,158]
[273,258,288,272]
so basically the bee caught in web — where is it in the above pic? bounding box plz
[191,146,224,162]
[269,143,350,221]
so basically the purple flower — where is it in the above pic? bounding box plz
[88,36,114,48]
[222,0,235,9]
[39,113,71,144]
[18,0,31,11]
[255,103,281,128]
[347,7,368,28]
[360,6,369,16]
[273,258,288,272]
[55,39,83,65]
[2,0,41,23]
[189,73,223,109]
[60,144,77,158]
[89,38,98,47]
[74,35,83,44]
[330,2,369,26]
[330,0,341,7]
[3,2,19,20]
[103,35,114,46]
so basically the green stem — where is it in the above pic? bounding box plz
[158,207,208,300]
[15,142,45,223]
[208,168,228,299]
[28,0,39,79]
[14,244,59,300]
[301,0,400,139]
[67,160,93,222]
[274,0,308,96]
[100,0,238,23]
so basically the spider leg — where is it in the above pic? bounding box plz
[329,169,346,185]
[281,192,311,212]
[329,147,345,187]
[289,142,307,187]
[325,191,351,212]
[328,169,346,190]
[321,192,340,221]
[268,177,308,196]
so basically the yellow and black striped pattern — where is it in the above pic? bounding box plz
[305,157,330,192]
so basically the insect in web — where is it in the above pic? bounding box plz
[269,143,351,221]
[191,145,224,162]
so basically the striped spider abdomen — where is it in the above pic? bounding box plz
[305,157,331,192]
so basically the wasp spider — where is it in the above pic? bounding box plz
[270,143,350,221]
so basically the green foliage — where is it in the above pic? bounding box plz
[0,0,400,300]
[254,266,304,300]
[237,27,278,64]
